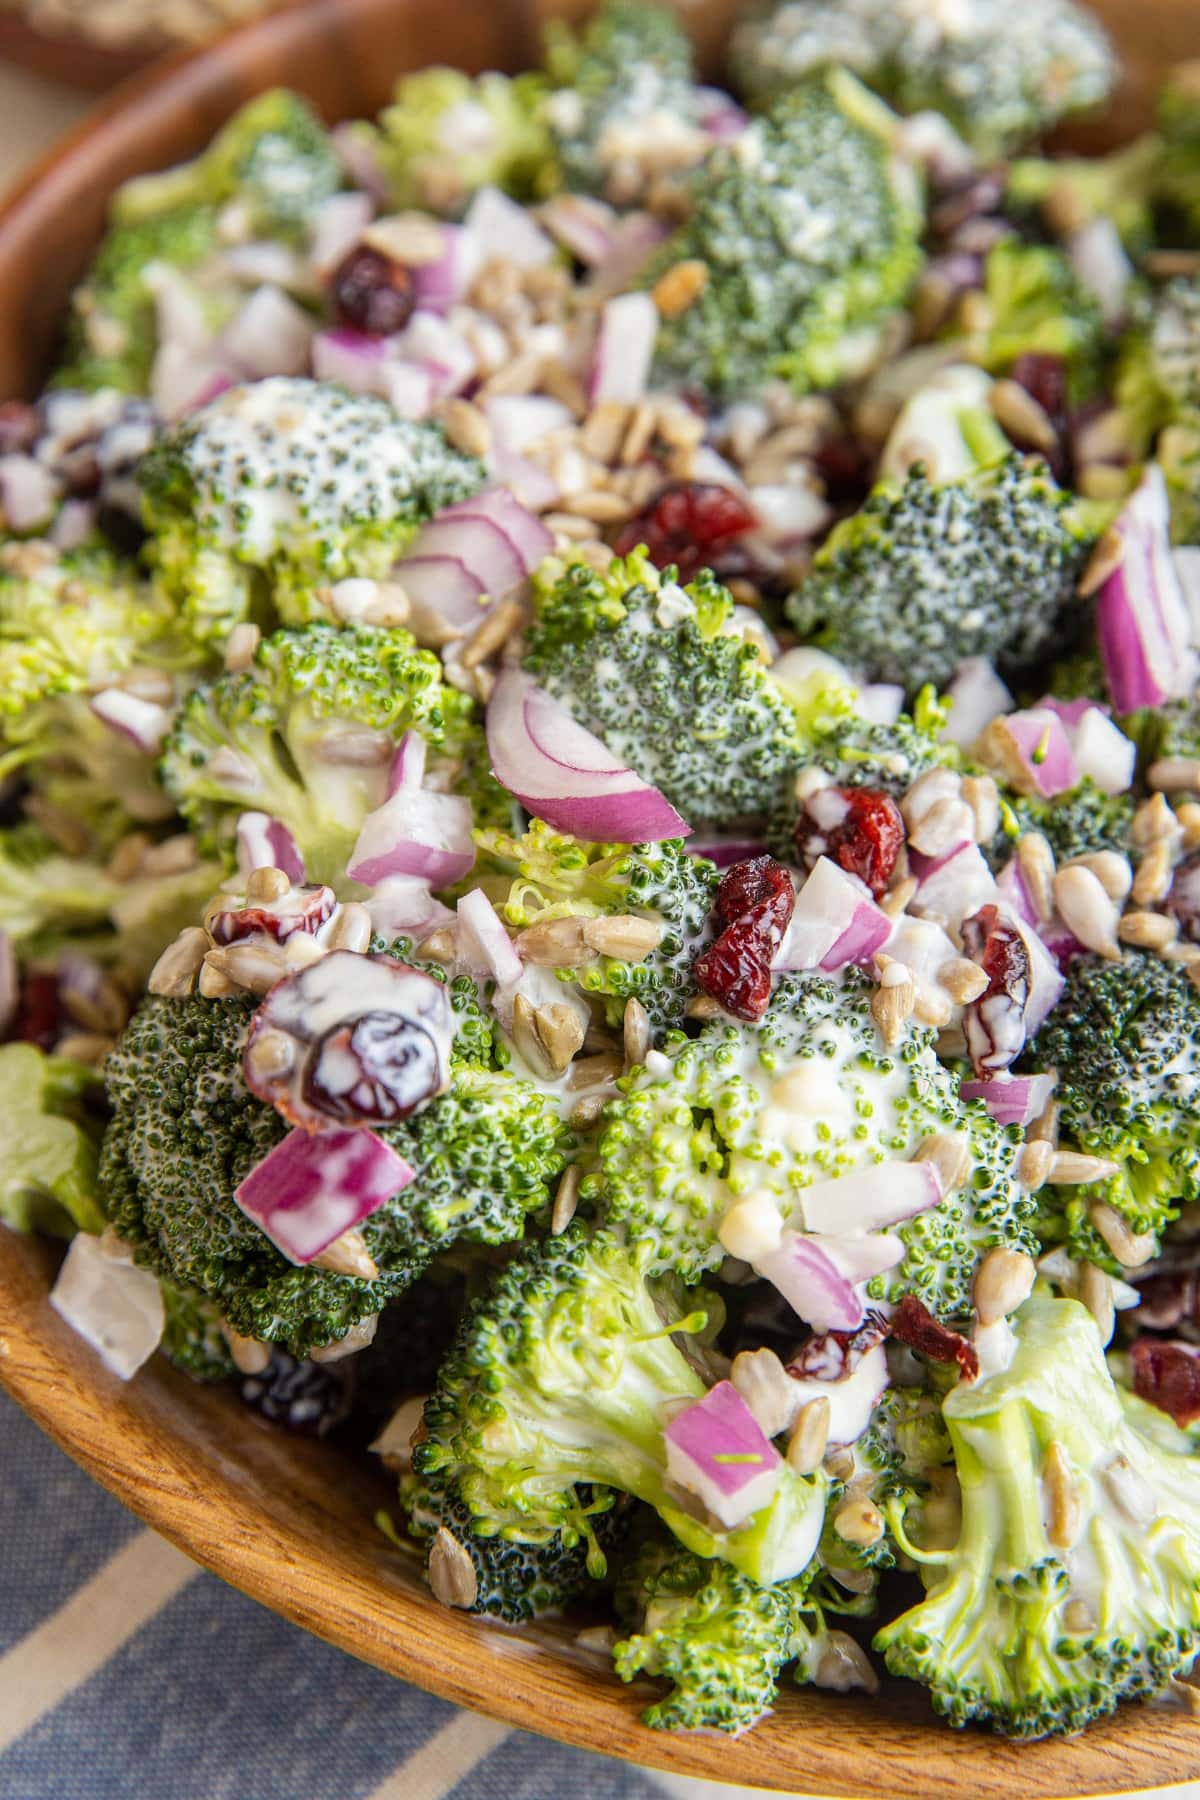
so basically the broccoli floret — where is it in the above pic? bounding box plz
[543,0,704,199]
[1156,63,1200,242]
[1008,135,1163,256]
[160,621,474,886]
[158,1278,236,1382]
[952,241,1106,404]
[139,378,485,640]
[593,971,1033,1315]
[113,90,340,244]
[0,1042,105,1237]
[647,73,923,402]
[1025,951,1200,1273]
[523,552,802,828]
[476,820,718,1034]
[349,68,554,214]
[346,1266,468,1438]
[876,1295,1200,1736]
[414,1225,829,1586]
[1004,780,1136,866]
[1159,419,1200,544]
[54,205,218,393]
[786,457,1098,693]
[1147,276,1200,418]
[612,1538,831,1734]
[731,0,1113,156]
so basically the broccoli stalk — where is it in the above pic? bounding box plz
[877,1295,1200,1736]
[0,1042,105,1238]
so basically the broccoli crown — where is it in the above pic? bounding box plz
[0,1042,105,1238]
[54,204,218,394]
[1148,276,1200,417]
[613,1538,826,1734]
[158,1278,236,1382]
[786,457,1096,693]
[876,1295,1200,1736]
[476,819,718,1033]
[139,378,485,639]
[731,0,1113,155]
[1007,134,1162,255]
[647,74,923,402]
[113,90,341,244]
[1157,66,1200,240]
[1002,779,1136,868]
[543,0,702,196]
[524,551,803,828]
[160,621,474,886]
[414,1224,828,1585]
[1025,951,1200,1270]
[365,67,554,213]
[964,242,1106,402]
[592,970,1033,1314]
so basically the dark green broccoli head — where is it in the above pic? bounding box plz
[1026,950,1200,1271]
[523,551,803,828]
[786,456,1097,693]
[647,72,923,401]
[139,377,485,640]
[158,1278,236,1382]
[1003,780,1136,867]
[160,621,475,886]
[877,1296,1200,1736]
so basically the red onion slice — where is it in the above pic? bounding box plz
[388,729,427,795]
[411,225,478,313]
[798,1160,944,1235]
[222,285,315,379]
[1096,465,1199,712]
[311,327,393,395]
[663,1381,782,1529]
[987,708,1080,798]
[755,1231,898,1334]
[412,515,526,595]
[909,842,996,929]
[463,186,555,269]
[589,292,658,407]
[456,887,523,988]
[236,813,306,883]
[1036,696,1135,795]
[309,190,374,279]
[772,857,891,973]
[394,555,487,636]
[943,657,1012,749]
[437,487,554,572]
[90,688,173,755]
[960,1070,1056,1128]
[348,787,475,888]
[485,395,574,457]
[234,1126,416,1264]
[379,362,438,421]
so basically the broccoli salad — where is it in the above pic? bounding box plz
[6,0,1200,1745]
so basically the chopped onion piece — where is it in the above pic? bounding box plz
[781,1343,888,1447]
[311,327,391,395]
[756,1230,899,1333]
[457,887,523,988]
[222,285,314,378]
[1068,218,1132,326]
[799,1160,943,1236]
[348,787,475,888]
[663,1381,782,1529]
[589,292,657,406]
[961,1070,1056,1128]
[463,186,555,269]
[988,708,1079,798]
[0,453,57,532]
[414,514,526,596]
[90,688,173,755]
[388,729,427,795]
[50,1232,164,1381]
[309,190,374,277]
[486,394,574,456]
[379,361,438,420]
[234,1126,415,1264]
[909,842,996,929]
[235,813,306,883]
[773,857,891,972]
[438,487,553,572]
[1096,465,1199,712]
[364,876,454,941]
[943,657,1012,749]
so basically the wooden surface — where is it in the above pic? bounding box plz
[1,0,1200,1791]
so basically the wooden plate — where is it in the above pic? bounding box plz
[2,2,1200,1791]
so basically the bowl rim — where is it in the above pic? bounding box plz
[2,3,1200,1793]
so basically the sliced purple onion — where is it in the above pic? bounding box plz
[413,514,525,596]
[589,292,657,407]
[960,1070,1056,1128]
[49,497,97,552]
[0,453,57,532]
[236,812,306,884]
[311,327,392,396]
[662,1380,782,1529]
[538,193,619,266]
[151,342,236,421]
[909,842,997,930]
[1096,465,1199,712]
[1036,696,1135,796]
[222,285,315,378]
[393,554,487,636]
[587,212,669,298]
[696,85,749,141]
[90,688,173,755]
[686,837,769,869]
[388,730,427,795]
[437,487,554,572]
[943,657,1013,749]
[755,1231,900,1334]
[798,1160,944,1236]
[395,310,477,398]
[50,1231,164,1381]
[989,708,1080,798]
[773,857,891,973]
[487,447,559,512]
[234,1126,415,1265]
[456,887,523,988]
[410,225,479,313]
[379,361,438,421]
[309,190,374,278]
[348,787,475,888]
[995,857,1036,928]
[331,122,392,203]
[463,186,555,269]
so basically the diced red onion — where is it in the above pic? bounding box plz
[379,361,438,420]
[486,395,574,457]
[1176,547,1200,639]
[90,688,173,754]
[960,1070,1056,1128]
[696,85,749,142]
[1068,218,1132,327]
[909,841,996,928]
[0,453,57,532]
[1035,696,1135,796]
[395,310,477,398]
[463,186,555,269]
[589,292,658,407]
[755,1230,897,1334]
[995,857,1036,928]
[147,263,211,350]
[364,875,454,941]
[687,837,769,868]
[1096,465,1199,712]
[487,448,559,512]
[943,657,1013,749]
[538,193,618,266]
[780,1342,888,1447]
[587,211,669,297]
[151,343,235,420]
[798,1160,943,1236]
[234,1126,415,1264]
[393,555,487,636]
[437,487,554,573]
[348,787,475,887]
[773,857,891,972]
[222,285,315,378]
[411,225,479,314]
[235,812,306,883]
[882,914,960,984]
[662,1380,782,1528]
[456,887,523,988]
[309,189,374,278]
[311,327,392,395]
[331,122,392,202]
[486,667,689,842]
[50,1231,164,1381]
[413,514,526,596]
[1009,915,1066,1035]
[993,708,1080,798]
[388,729,427,795]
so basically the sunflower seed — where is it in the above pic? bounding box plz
[732,1347,798,1439]
[1050,1149,1120,1185]
[148,927,211,998]
[1118,909,1177,951]
[937,957,989,1004]
[222,1329,271,1376]
[440,397,491,459]
[871,963,916,1046]
[974,1247,1036,1326]
[312,1229,380,1280]
[1090,1201,1157,1268]
[1078,1261,1115,1344]
[1076,524,1126,597]
[622,996,651,1067]
[516,916,591,967]
[311,1314,379,1362]
[1043,1441,1082,1548]
[1052,866,1121,959]
[325,902,373,954]
[582,914,663,959]
[1132,839,1175,907]
[1131,793,1182,847]
[833,1499,884,1546]
[461,597,525,670]
[223,621,261,673]
[815,1632,880,1696]
[1065,849,1132,901]
[960,774,1001,844]
[652,258,709,316]
[1017,832,1057,922]
[787,1396,831,1474]
[245,866,291,902]
[428,1528,479,1610]
[1017,1137,1054,1190]
[551,1163,581,1234]
[991,378,1058,452]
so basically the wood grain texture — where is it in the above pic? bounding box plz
[2,2,1200,1791]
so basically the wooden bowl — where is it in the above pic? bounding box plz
[2,2,1200,1791]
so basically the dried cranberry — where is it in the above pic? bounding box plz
[0,400,38,456]
[239,1349,355,1436]
[810,437,871,510]
[713,853,794,936]
[889,1294,979,1382]
[331,245,417,337]
[304,1012,441,1124]
[694,922,774,1022]
[960,904,1031,1077]
[793,786,904,901]
[1008,352,1069,478]
[788,1312,888,1383]
[613,481,756,582]
[13,971,62,1050]
[929,169,1007,238]
[1130,1338,1200,1427]
[694,854,795,1021]
[1132,1269,1199,1334]
[1167,855,1200,942]
[209,884,335,946]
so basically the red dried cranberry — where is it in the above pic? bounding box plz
[304,1012,441,1125]
[694,854,795,1021]
[1132,1269,1199,1334]
[793,786,904,901]
[1130,1338,1200,1427]
[13,970,61,1050]
[209,884,336,946]
[810,436,871,510]
[613,481,756,581]
[694,922,774,1022]
[889,1294,979,1382]
[960,903,1031,1077]
[788,1312,887,1382]
[1167,855,1200,942]
[1008,352,1069,479]
[331,245,417,337]
[0,400,38,456]
[713,853,794,936]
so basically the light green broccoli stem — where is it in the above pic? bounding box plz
[0,1043,105,1237]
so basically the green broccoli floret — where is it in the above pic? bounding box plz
[139,377,485,640]
[593,971,1033,1315]
[55,205,219,393]
[1004,780,1136,866]
[786,456,1098,693]
[348,68,554,214]
[953,241,1106,403]
[543,0,704,199]
[731,0,1113,156]
[158,1278,236,1382]
[1156,63,1200,242]
[414,1225,829,1586]
[1008,135,1163,256]
[523,552,802,828]
[475,820,718,1034]
[876,1295,1200,1736]
[613,1538,831,1734]
[113,90,340,244]
[160,621,474,886]
[1025,951,1200,1273]
[1159,419,1200,544]
[0,1042,105,1238]
[647,72,923,402]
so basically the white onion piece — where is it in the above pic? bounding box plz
[1068,218,1132,326]
[773,857,891,973]
[331,121,392,202]
[909,842,996,929]
[151,343,235,421]
[749,483,832,545]
[220,242,313,292]
[411,225,480,313]
[379,362,438,420]
[365,875,455,942]
[234,1127,415,1264]
[487,447,560,511]
[798,1160,943,1236]
[782,1342,888,1447]
[90,688,173,754]
[308,189,374,278]
[457,887,523,987]
[50,1233,164,1381]
[995,857,1036,928]
[0,454,57,532]
[960,1070,1056,1128]
[222,285,315,378]
[486,394,574,456]
[943,657,1012,749]
[236,812,306,883]
[1096,465,1198,711]
[311,327,392,395]
[1176,546,1200,641]
[147,262,212,351]
[696,85,749,142]
[663,1380,782,1529]
[463,186,555,269]
[394,554,487,636]
[348,787,475,887]
[589,292,658,406]
[413,515,525,595]
[883,914,961,985]
[438,487,553,572]
[587,211,669,298]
